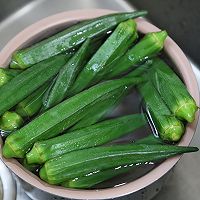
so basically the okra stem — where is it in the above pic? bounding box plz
[0,111,23,131]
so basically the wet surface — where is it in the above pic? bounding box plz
[0,0,199,199]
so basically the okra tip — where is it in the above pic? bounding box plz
[39,166,48,181]
[26,146,43,165]
[40,166,56,184]
[9,60,21,69]
[3,139,18,158]
[156,30,168,40]
[175,146,199,154]
[2,134,25,158]
[189,146,199,152]
[0,111,24,131]
[136,10,148,16]
[176,102,198,123]
[151,30,168,49]
[161,120,185,142]
[181,146,199,153]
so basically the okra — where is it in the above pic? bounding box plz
[55,85,128,134]
[68,19,138,95]
[0,68,21,87]
[69,98,118,131]
[62,134,165,189]
[70,86,130,131]
[39,144,198,184]
[149,58,198,123]
[15,82,50,118]
[106,31,167,79]
[138,82,185,142]
[43,39,92,110]
[41,81,129,140]
[69,58,141,131]
[26,114,146,164]
[11,11,147,69]
[0,54,69,115]
[70,67,143,131]
[62,164,135,189]
[3,77,142,158]
[0,111,23,131]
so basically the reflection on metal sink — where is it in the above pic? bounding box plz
[0,0,32,22]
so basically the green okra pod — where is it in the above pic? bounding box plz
[11,11,147,69]
[39,144,198,185]
[61,134,165,189]
[148,58,198,123]
[0,54,69,116]
[3,77,142,158]
[106,31,167,79]
[68,19,138,95]
[43,39,92,110]
[26,114,146,164]
[70,84,131,131]
[62,164,135,189]
[138,81,185,142]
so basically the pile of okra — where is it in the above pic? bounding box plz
[0,11,199,189]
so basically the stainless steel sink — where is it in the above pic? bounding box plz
[0,1,199,200]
